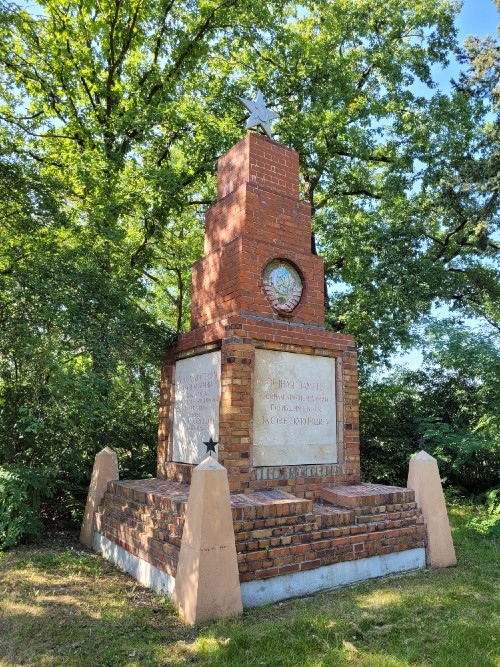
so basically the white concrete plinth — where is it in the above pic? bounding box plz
[240,548,426,607]
[94,532,425,609]
[93,533,175,595]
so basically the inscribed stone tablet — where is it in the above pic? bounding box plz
[172,351,221,464]
[253,350,337,466]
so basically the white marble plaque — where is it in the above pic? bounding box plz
[253,350,337,466]
[172,351,221,464]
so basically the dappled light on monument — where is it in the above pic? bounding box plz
[83,93,458,613]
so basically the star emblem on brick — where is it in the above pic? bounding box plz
[203,436,218,456]
[238,90,279,139]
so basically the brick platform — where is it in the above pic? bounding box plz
[320,484,415,508]
[96,480,426,584]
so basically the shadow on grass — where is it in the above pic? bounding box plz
[0,545,196,667]
[0,510,498,667]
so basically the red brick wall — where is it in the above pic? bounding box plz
[191,133,324,329]
[216,132,299,201]
[158,316,361,496]
[158,131,361,496]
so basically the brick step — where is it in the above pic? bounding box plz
[230,490,313,519]
[320,483,415,509]
[99,492,186,527]
[107,479,189,514]
[96,511,181,557]
[237,521,427,582]
[102,490,186,520]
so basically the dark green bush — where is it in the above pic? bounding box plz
[0,465,54,549]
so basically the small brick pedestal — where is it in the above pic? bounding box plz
[93,132,427,604]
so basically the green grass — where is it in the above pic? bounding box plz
[0,507,498,667]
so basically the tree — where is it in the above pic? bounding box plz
[360,320,500,494]
[0,0,499,539]
[0,145,175,521]
[0,0,289,330]
[2,0,498,364]
[232,0,499,363]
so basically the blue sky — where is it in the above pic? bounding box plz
[455,0,498,42]
[431,0,499,92]
[389,0,499,371]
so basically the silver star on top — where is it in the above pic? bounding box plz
[238,90,279,139]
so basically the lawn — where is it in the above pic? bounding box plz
[0,507,498,667]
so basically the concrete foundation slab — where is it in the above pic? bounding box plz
[93,532,175,596]
[94,531,425,609]
[240,548,426,608]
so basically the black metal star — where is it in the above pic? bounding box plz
[418,436,425,450]
[203,436,218,456]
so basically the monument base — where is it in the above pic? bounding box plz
[94,479,427,606]
[94,532,425,607]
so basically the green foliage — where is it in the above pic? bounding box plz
[239,0,499,364]
[361,322,500,494]
[419,418,500,493]
[0,465,54,549]
[0,0,498,541]
[0,151,176,525]
[360,378,419,486]
[468,488,500,538]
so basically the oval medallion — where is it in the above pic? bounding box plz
[263,260,303,313]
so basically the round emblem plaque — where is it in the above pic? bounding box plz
[263,260,303,313]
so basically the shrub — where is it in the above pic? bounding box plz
[0,465,54,549]
[468,488,500,538]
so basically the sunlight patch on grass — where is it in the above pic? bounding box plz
[357,589,403,609]
[0,513,498,667]
[1,601,44,617]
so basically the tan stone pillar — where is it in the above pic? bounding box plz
[407,450,457,567]
[80,447,119,549]
[173,456,242,624]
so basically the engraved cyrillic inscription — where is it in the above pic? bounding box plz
[253,350,337,466]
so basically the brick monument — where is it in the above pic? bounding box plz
[158,131,360,495]
[93,128,427,606]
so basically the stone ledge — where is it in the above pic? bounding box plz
[320,483,415,508]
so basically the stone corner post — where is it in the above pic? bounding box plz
[407,450,457,568]
[173,456,243,624]
[80,447,119,549]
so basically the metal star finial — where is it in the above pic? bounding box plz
[238,90,279,139]
[203,436,218,457]
[418,436,425,451]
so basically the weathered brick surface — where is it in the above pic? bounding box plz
[96,480,427,583]
[157,131,361,495]
[320,484,415,509]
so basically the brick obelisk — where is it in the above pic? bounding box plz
[158,131,360,497]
